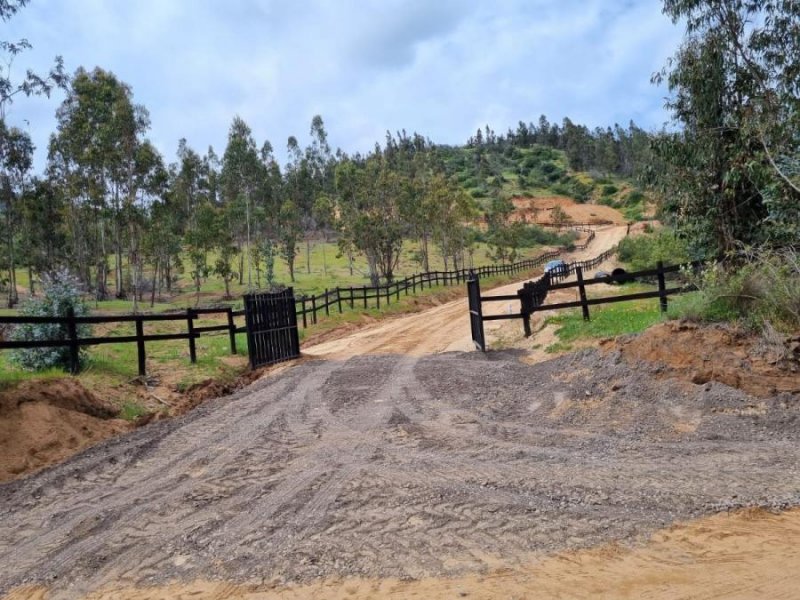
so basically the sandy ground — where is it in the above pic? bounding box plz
[3,224,800,600]
[511,196,627,225]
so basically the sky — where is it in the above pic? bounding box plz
[4,0,684,170]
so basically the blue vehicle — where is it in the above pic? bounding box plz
[544,259,569,277]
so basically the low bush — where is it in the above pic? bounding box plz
[10,269,92,372]
[681,247,800,332]
[602,184,618,196]
[618,229,691,271]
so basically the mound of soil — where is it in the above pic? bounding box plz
[610,320,800,398]
[511,196,625,225]
[0,378,131,482]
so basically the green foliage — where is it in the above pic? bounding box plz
[654,0,800,252]
[618,230,691,271]
[120,401,150,421]
[601,184,618,196]
[9,269,92,371]
[546,298,676,345]
[679,248,800,332]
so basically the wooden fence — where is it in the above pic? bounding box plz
[291,250,561,328]
[1,224,604,374]
[0,307,244,376]
[0,246,573,375]
[477,259,701,343]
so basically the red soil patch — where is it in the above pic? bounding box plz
[0,379,131,482]
[607,320,800,398]
[511,196,626,225]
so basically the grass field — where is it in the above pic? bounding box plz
[3,238,556,317]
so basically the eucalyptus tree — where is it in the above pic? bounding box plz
[0,120,32,306]
[335,153,409,285]
[48,67,151,299]
[655,0,800,251]
[220,116,262,288]
[1,0,66,306]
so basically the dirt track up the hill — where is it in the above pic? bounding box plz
[2,347,800,598]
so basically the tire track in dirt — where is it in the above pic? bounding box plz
[5,225,800,598]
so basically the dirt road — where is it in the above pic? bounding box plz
[3,224,800,599]
[304,225,627,358]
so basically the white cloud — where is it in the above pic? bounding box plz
[4,0,682,169]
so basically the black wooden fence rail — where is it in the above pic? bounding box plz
[291,250,562,329]
[1,229,603,374]
[0,307,245,376]
[478,259,702,342]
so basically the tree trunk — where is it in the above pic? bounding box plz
[306,238,312,274]
[422,232,430,272]
[150,258,159,308]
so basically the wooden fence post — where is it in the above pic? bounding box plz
[363,287,368,309]
[576,266,590,321]
[350,286,355,309]
[187,309,197,363]
[376,286,381,309]
[657,261,668,313]
[227,307,237,354]
[311,294,318,324]
[135,316,146,377]
[324,289,330,316]
[301,296,308,328]
[337,288,343,313]
[412,275,417,294]
[66,306,80,375]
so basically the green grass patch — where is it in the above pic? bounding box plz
[119,401,150,421]
[545,290,697,345]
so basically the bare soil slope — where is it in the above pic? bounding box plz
[511,196,626,224]
[0,380,130,482]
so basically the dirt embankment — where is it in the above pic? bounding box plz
[610,320,800,398]
[511,196,626,225]
[0,380,131,482]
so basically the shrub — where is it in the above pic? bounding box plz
[617,229,691,271]
[10,269,92,372]
[682,247,800,332]
[602,184,618,196]
[625,190,645,205]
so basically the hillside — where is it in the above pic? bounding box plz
[435,143,652,221]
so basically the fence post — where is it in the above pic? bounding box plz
[376,286,380,309]
[135,316,146,377]
[187,309,197,364]
[576,266,590,322]
[412,275,417,294]
[227,307,237,354]
[518,288,532,337]
[397,281,401,300]
[66,306,80,375]
[363,287,368,310]
[301,296,308,328]
[337,288,343,313]
[324,288,330,316]
[311,294,318,324]
[386,284,390,305]
[657,260,668,313]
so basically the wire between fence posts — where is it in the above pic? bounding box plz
[66,306,80,375]
[576,266,590,322]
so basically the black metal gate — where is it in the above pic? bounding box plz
[243,287,301,369]
[467,275,486,351]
